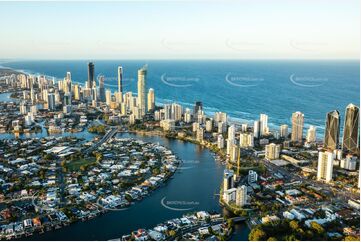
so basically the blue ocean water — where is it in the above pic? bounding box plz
[1,60,359,137]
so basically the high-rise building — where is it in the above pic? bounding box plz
[182,108,190,123]
[230,144,240,162]
[235,185,247,207]
[91,78,97,102]
[228,124,236,141]
[260,114,268,136]
[291,111,304,143]
[137,65,147,116]
[194,101,203,116]
[306,125,317,143]
[253,120,260,138]
[197,110,205,124]
[47,93,55,111]
[317,151,334,183]
[63,92,71,106]
[196,127,204,142]
[105,89,112,106]
[205,119,213,132]
[66,71,71,82]
[324,110,340,150]
[99,75,106,102]
[73,84,80,100]
[342,103,359,154]
[118,66,123,93]
[265,143,280,160]
[64,72,72,93]
[218,121,227,134]
[87,62,95,89]
[280,124,288,138]
[147,88,155,112]
[223,169,234,191]
[217,134,225,149]
[114,91,122,104]
[171,103,183,121]
[239,133,254,148]
[214,112,227,124]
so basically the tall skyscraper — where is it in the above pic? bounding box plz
[194,101,203,115]
[87,62,95,89]
[317,151,334,183]
[65,72,72,93]
[47,93,55,111]
[105,89,112,106]
[342,103,359,154]
[235,185,247,207]
[291,111,304,143]
[73,84,80,100]
[63,92,71,106]
[137,65,147,116]
[324,110,340,150]
[99,75,106,102]
[118,66,123,93]
[280,124,289,138]
[66,71,71,82]
[306,125,317,143]
[253,120,260,138]
[223,169,234,191]
[91,77,97,102]
[228,124,236,141]
[147,88,155,112]
[260,114,268,136]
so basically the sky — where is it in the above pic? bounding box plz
[0,0,359,60]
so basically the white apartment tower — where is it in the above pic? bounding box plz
[137,65,147,116]
[317,151,334,183]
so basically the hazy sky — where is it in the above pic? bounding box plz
[0,0,359,59]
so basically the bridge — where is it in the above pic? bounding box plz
[84,127,118,155]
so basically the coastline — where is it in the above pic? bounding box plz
[0,62,331,138]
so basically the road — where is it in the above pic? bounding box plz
[262,159,359,202]
[84,127,118,155]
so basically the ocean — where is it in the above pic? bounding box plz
[1,59,359,138]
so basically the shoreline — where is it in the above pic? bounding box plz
[0,64,327,138]
[0,134,181,241]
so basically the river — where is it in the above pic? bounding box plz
[27,133,249,240]
[0,92,250,240]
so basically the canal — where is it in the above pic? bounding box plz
[0,92,250,240]
[28,133,249,240]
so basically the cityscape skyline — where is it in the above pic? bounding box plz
[0,60,359,241]
[0,1,359,241]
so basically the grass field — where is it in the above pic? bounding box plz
[66,157,96,171]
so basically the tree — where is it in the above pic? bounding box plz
[227,218,234,229]
[267,237,277,241]
[249,228,266,241]
[344,235,359,241]
[284,234,298,241]
[168,230,176,237]
[289,220,299,231]
[310,221,325,235]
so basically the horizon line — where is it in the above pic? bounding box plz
[1,58,359,62]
